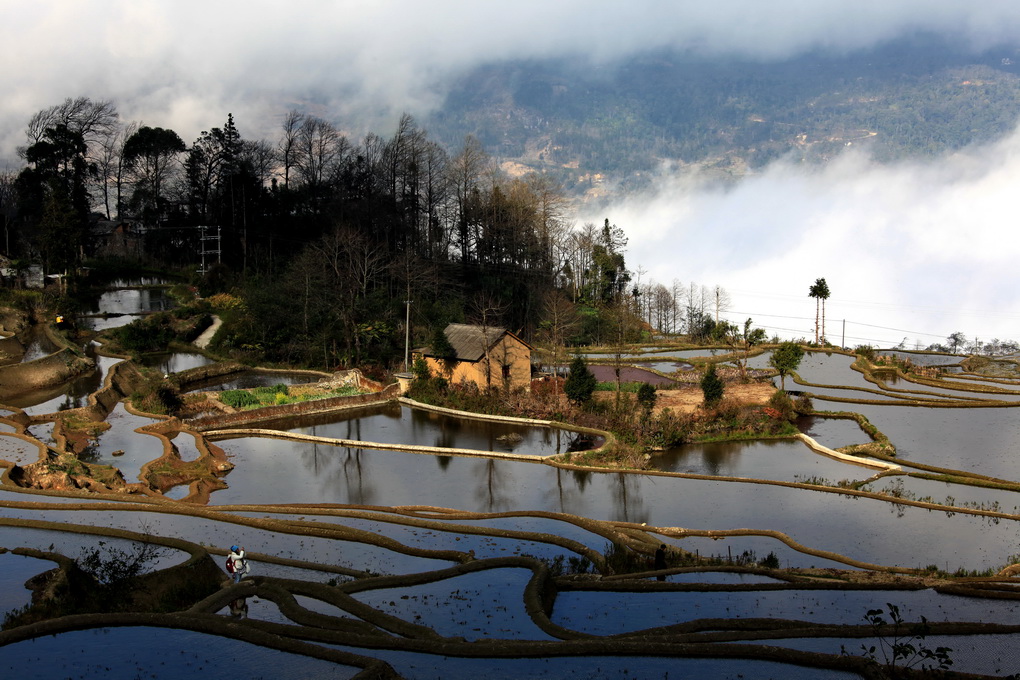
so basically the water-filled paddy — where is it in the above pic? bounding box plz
[879,351,965,366]
[777,634,1016,677]
[795,415,872,447]
[352,567,556,641]
[184,370,319,392]
[588,364,676,386]
[0,508,451,577]
[0,552,52,614]
[139,352,217,374]
[7,320,1020,674]
[242,402,584,455]
[847,401,1020,478]
[648,438,877,482]
[6,346,121,415]
[80,287,175,332]
[582,348,730,360]
[0,435,42,465]
[210,434,1017,570]
[17,327,58,363]
[85,403,163,483]
[631,359,694,373]
[234,511,595,562]
[861,473,1020,512]
[341,651,860,680]
[551,588,1020,635]
[0,627,360,680]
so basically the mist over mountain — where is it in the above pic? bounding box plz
[424,34,1020,203]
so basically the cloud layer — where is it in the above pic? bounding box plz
[4,1,1020,161]
[581,130,1020,347]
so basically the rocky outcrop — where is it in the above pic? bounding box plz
[8,456,147,495]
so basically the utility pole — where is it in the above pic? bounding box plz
[842,319,846,349]
[404,299,412,371]
[198,225,221,275]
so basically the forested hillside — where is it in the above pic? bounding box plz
[425,34,1020,196]
[1,101,654,371]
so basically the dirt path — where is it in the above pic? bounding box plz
[193,315,222,349]
[652,383,775,414]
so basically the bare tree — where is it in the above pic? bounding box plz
[24,97,119,151]
[420,140,450,260]
[526,173,570,277]
[470,293,508,390]
[447,135,491,265]
[537,289,580,392]
[0,171,17,256]
[277,110,303,188]
[240,139,276,189]
[294,115,347,209]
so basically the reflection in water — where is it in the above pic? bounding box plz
[5,343,116,414]
[184,371,315,392]
[611,473,649,525]
[342,448,374,506]
[651,439,872,483]
[18,326,59,363]
[139,353,216,374]
[795,415,872,448]
[253,403,582,456]
[78,284,175,332]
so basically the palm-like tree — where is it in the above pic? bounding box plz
[809,278,830,344]
[817,278,830,343]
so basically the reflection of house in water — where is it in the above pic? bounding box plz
[0,256,44,289]
[93,218,144,259]
[414,323,532,391]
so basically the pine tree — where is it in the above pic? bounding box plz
[564,356,597,406]
[701,364,724,407]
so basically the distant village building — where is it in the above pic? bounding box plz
[414,323,533,391]
[93,218,144,259]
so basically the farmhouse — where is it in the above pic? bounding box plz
[415,323,532,391]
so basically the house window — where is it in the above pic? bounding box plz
[502,364,511,381]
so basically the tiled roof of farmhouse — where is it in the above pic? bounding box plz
[437,323,508,362]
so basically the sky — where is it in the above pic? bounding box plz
[4,1,1020,348]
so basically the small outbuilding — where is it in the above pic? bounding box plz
[414,323,532,391]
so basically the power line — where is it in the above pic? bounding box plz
[729,288,1020,322]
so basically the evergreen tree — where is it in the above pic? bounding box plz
[431,326,456,358]
[564,356,597,406]
[637,382,657,413]
[701,364,724,407]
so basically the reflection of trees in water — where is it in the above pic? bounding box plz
[57,394,87,412]
[295,435,376,506]
[342,448,375,506]
[433,423,455,449]
[611,472,649,525]
[571,468,591,490]
[412,409,461,450]
[549,467,586,514]
[473,459,513,512]
[700,442,742,477]
[77,441,101,463]
[343,417,362,442]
